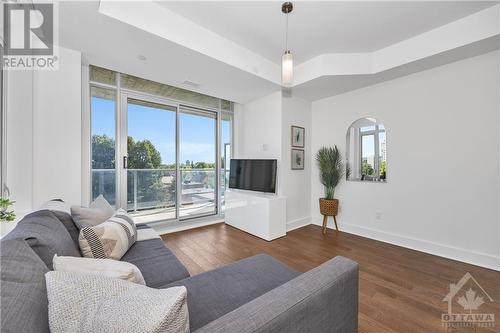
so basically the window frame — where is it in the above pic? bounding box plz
[84,66,233,224]
[358,125,385,179]
[0,51,5,197]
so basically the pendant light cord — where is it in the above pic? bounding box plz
[285,12,289,51]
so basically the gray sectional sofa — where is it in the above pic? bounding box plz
[1,209,359,333]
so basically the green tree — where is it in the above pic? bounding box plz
[92,134,115,169]
[127,137,162,169]
[362,160,374,175]
[379,161,387,179]
[194,161,208,169]
[91,134,116,204]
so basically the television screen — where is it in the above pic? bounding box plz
[229,159,277,193]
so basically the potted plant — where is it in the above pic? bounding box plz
[0,198,16,222]
[315,146,349,234]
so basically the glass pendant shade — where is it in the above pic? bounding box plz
[282,50,293,87]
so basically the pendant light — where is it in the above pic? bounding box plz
[282,2,293,87]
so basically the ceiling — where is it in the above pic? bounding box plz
[57,1,500,103]
[159,1,497,65]
[58,1,279,103]
[291,35,500,100]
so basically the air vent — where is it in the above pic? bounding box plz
[182,80,201,89]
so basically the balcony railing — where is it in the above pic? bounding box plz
[92,168,229,214]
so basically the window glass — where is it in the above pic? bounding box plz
[121,74,220,109]
[360,125,376,132]
[221,99,232,111]
[90,66,116,86]
[91,86,117,205]
[346,118,387,182]
[361,134,375,176]
[89,66,235,219]
[179,108,217,218]
[126,99,177,216]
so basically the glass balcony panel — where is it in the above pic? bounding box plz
[91,169,116,206]
[180,169,216,218]
[126,169,176,220]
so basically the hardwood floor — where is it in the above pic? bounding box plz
[162,223,500,333]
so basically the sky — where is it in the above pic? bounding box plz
[91,97,231,165]
[361,131,387,164]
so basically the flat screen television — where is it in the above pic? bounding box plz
[229,159,277,193]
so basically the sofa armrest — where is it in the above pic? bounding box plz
[194,256,358,333]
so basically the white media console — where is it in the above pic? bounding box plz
[224,190,286,241]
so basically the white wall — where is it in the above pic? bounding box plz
[310,51,500,270]
[234,92,312,229]
[2,46,82,235]
[5,70,34,222]
[233,91,283,192]
[281,96,312,229]
[234,91,282,161]
[32,47,82,208]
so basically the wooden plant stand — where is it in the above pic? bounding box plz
[319,198,339,235]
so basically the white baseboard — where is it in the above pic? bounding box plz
[286,217,311,232]
[310,216,500,271]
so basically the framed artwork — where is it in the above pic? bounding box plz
[291,149,305,170]
[291,126,305,148]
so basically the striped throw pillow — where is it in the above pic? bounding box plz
[78,209,137,260]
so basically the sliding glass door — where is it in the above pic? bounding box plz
[125,98,177,222]
[90,66,232,223]
[179,107,217,218]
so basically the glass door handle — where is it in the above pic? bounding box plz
[123,156,128,169]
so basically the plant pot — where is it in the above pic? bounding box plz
[319,198,338,216]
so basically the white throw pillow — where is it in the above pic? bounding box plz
[79,210,137,260]
[71,195,115,229]
[53,254,145,285]
[45,271,189,333]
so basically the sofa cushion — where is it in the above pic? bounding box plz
[164,254,300,331]
[1,239,50,333]
[4,210,81,269]
[121,238,190,288]
[38,199,80,245]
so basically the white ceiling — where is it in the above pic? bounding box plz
[159,1,497,65]
[58,1,279,103]
[291,35,500,100]
[57,1,500,103]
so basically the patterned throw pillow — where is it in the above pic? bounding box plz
[78,210,137,260]
[45,271,189,333]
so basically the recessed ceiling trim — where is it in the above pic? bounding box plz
[98,0,281,85]
[100,2,499,89]
[294,4,500,86]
